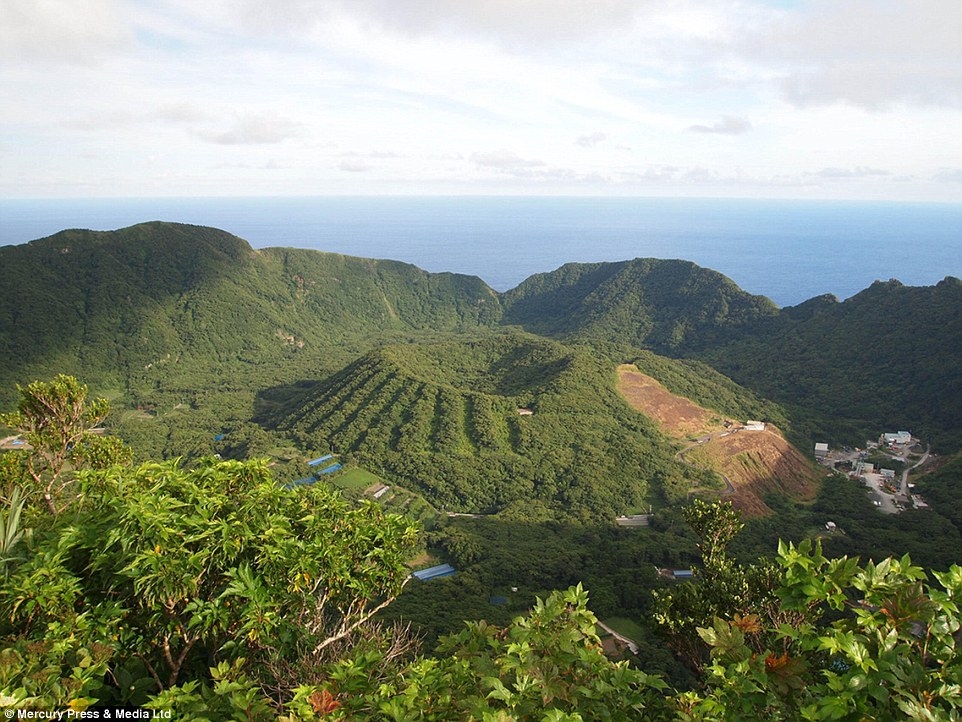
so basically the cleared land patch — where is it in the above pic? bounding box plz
[616,364,820,516]
[616,364,726,437]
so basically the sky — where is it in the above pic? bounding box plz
[1,0,961,201]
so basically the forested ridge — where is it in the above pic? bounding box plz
[698,277,962,451]
[3,222,962,717]
[500,258,780,353]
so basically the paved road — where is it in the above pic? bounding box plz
[899,445,930,496]
[862,472,899,514]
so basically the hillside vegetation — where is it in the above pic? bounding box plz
[501,258,779,353]
[4,222,962,717]
[278,334,710,519]
[698,278,962,452]
[0,222,499,409]
[499,260,962,454]
[1,221,960,519]
[3,385,960,719]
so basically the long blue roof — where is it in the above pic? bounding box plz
[412,563,456,581]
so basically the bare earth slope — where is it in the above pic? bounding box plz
[616,364,820,516]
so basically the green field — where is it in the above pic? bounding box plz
[602,616,646,644]
[334,466,383,492]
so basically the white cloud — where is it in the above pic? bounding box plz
[934,168,962,184]
[0,0,131,65]
[1,0,960,200]
[808,166,891,180]
[155,103,209,124]
[748,0,962,110]
[688,115,752,135]
[231,0,645,45]
[196,115,305,145]
[575,132,608,147]
[338,159,373,173]
[471,150,546,170]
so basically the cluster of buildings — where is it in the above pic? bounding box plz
[814,430,933,514]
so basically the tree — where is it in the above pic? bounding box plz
[1,456,420,709]
[0,375,120,516]
[302,584,670,721]
[652,500,792,672]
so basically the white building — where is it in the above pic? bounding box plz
[881,431,912,445]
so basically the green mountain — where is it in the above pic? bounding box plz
[2,221,960,517]
[698,277,962,451]
[497,259,962,454]
[501,258,779,353]
[0,222,500,407]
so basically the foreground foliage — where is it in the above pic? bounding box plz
[302,583,670,721]
[683,540,962,721]
[4,464,961,719]
[2,377,962,719]
[0,452,418,710]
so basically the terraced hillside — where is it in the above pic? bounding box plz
[280,334,710,519]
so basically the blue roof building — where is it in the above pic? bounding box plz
[411,563,456,581]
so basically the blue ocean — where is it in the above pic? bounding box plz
[1,196,960,307]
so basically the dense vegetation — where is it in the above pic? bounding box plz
[2,222,960,458]
[3,380,962,719]
[699,278,962,451]
[0,222,499,411]
[500,258,780,354]
[2,222,962,716]
[276,334,716,519]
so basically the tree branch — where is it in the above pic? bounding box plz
[311,576,411,656]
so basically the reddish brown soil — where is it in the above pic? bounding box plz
[616,365,726,437]
[616,365,820,517]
